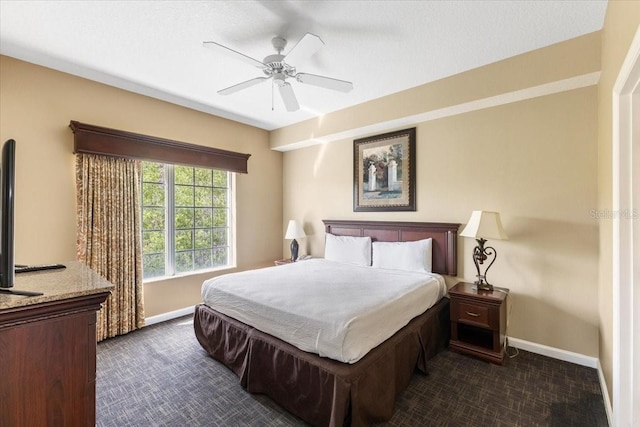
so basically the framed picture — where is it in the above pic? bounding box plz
[353,127,416,212]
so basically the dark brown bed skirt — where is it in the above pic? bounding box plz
[193,297,450,427]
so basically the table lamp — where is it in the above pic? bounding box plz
[285,220,305,261]
[460,210,508,291]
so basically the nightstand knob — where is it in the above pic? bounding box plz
[465,311,481,317]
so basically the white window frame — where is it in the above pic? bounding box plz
[142,162,235,281]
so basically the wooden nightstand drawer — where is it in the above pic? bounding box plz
[457,302,490,328]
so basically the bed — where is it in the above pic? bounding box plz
[194,220,459,426]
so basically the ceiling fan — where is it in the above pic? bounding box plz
[203,33,353,112]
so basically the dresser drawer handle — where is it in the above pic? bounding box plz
[465,311,480,317]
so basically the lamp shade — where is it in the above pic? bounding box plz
[285,220,305,240]
[460,211,508,240]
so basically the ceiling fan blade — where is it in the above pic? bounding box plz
[278,82,299,112]
[283,33,324,65]
[203,41,267,69]
[296,73,354,93]
[218,77,269,95]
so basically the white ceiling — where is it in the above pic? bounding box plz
[0,1,607,131]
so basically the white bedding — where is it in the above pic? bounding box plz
[201,258,446,364]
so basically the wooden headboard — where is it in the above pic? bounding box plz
[323,220,459,276]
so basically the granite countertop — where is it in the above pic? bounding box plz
[0,261,114,310]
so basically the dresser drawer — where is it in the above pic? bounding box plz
[456,302,491,328]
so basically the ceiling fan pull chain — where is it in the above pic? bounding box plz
[271,81,275,111]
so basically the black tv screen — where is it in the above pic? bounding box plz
[0,139,50,296]
[0,138,15,289]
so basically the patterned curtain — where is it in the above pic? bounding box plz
[75,153,145,341]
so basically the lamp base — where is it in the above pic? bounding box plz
[290,239,299,262]
[470,239,496,292]
[474,279,493,292]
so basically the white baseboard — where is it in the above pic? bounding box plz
[508,337,598,368]
[144,305,195,326]
[596,359,613,427]
[508,337,612,427]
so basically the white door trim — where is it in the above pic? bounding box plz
[612,24,640,427]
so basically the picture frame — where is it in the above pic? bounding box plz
[353,127,416,212]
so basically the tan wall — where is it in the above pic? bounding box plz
[597,1,640,404]
[272,31,600,150]
[283,87,598,357]
[0,55,283,317]
[281,33,601,358]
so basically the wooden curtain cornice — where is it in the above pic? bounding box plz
[69,121,251,173]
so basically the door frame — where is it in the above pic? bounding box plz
[612,24,640,427]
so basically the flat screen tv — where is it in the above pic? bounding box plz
[0,139,43,296]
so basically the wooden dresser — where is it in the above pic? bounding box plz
[0,262,113,427]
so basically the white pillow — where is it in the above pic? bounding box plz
[324,234,372,266]
[372,238,432,273]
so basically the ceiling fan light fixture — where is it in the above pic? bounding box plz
[273,72,287,86]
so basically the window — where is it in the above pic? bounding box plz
[142,161,233,279]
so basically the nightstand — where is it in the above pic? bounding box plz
[274,258,294,266]
[448,282,509,364]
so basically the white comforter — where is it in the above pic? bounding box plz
[201,258,446,363]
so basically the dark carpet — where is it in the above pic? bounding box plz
[96,316,607,427]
